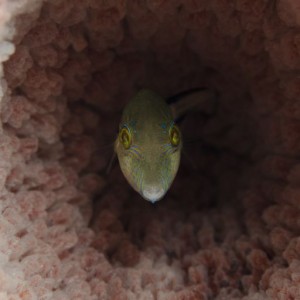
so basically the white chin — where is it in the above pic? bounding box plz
[142,186,166,203]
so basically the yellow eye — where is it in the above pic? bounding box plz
[119,127,132,149]
[169,125,180,147]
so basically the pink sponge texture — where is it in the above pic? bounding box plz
[0,0,299,299]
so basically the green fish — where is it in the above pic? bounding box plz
[114,88,217,203]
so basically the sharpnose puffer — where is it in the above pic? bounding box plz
[114,88,216,203]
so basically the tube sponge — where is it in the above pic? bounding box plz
[0,0,299,299]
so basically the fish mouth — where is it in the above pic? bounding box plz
[141,185,166,203]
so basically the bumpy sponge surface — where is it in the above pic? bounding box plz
[0,0,299,299]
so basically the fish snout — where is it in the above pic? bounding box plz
[141,185,166,203]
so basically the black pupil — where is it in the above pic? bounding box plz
[173,130,177,139]
[122,131,128,143]
[172,128,179,144]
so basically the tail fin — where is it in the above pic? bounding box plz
[167,88,218,123]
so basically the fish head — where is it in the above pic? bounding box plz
[115,90,182,203]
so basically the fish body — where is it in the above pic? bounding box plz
[115,88,217,203]
[115,89,182,202]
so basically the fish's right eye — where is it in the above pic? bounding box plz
[169,125,181,147]
[119,126,132,149]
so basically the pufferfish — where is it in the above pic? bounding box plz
[114,88,217,203]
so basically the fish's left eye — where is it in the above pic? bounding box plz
[119,126,132,149]
[169,125,180,147]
